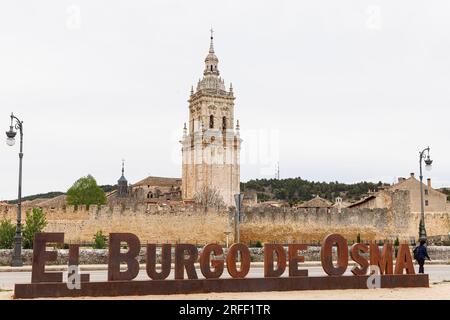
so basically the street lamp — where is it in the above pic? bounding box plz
[5,113,24,267]
[418,146,433,243]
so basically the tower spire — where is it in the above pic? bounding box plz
[203,28,220,77]
[117,158,128,197]
[209,27,214,53]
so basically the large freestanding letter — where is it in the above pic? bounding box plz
[108,233,141,281]
[321,234,348,276]
[32,233,64,283]
[68,244,90,283]
[350,243,369,275]
[200,244,224,279]
[226,243,251,278]
[288,244,308,277]
[264,244,286,277]
[146,244,171,280]
[369,242,393,275]
[175,244,199,280]
[394,244,415,275]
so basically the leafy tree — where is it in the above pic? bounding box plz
[93,231,108,249]
[66,175,107,207]
[23,208,48,249]
[0,219,16,249]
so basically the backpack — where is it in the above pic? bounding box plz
[413,246,419,260]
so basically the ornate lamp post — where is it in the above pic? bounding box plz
[418,146,433,242]
[5,113,24,267]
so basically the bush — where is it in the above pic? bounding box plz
[394,237,400,247]
[0,219,16,249]
[23,208,48,249]
[254,240,263,248]
[356,233,361,243]
[394,237,400,258]
[93,231,108,249]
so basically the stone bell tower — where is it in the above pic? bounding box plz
[181,30,242,206]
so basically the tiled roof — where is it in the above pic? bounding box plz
[133,176,182,187]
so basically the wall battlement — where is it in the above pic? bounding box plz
[0,199,448,243]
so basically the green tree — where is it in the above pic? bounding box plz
[66,175,107,207]
[0,219,16,249]
[23,208,48,249]
[93,231,108,249]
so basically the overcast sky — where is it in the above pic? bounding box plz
[1,0,450,200]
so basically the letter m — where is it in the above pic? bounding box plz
[369,243,393,275]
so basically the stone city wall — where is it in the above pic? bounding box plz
[0,197,449,245]
[238,207,450,243]
[0,204,231,244]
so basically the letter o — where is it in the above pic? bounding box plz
[226,243,251,278]
[321,234,348,276]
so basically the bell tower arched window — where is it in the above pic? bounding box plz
[209,115,214,129]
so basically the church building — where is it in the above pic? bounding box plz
[180,31,242,206]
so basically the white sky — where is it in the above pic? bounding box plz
[1,0,450,200]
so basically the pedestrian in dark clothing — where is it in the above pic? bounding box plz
[413,240,431,274]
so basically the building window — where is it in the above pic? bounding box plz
[425,200,429,206]
[222,116,227,130]
[424,189,428,195]
[209,115,214,128]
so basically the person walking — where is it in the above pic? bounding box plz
[413,240,431,274]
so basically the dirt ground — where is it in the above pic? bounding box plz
[2,281,449,300]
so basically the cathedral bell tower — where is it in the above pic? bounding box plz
[181,30,242,206]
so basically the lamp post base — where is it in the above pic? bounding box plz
[418,219,427,242]
[11,258,23,267]
[11,230,23,267]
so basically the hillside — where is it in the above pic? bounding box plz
[241,178,388,205]
[6,185,115,204]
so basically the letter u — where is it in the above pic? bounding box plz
[146,244,171,280]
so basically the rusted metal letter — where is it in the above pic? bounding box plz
[264,244,286,277]
[321,234,348,276]
[288,244,308,277]
[394,243,415,275]
[226,243,251,278]
[199,244,224,279]
[146,244,171,280]
[31,233,64,283]
[107,233,141,281]
[369,242,393,275]
[175,244,199,280]
[68,244,90,282]
[350,243,369,275]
